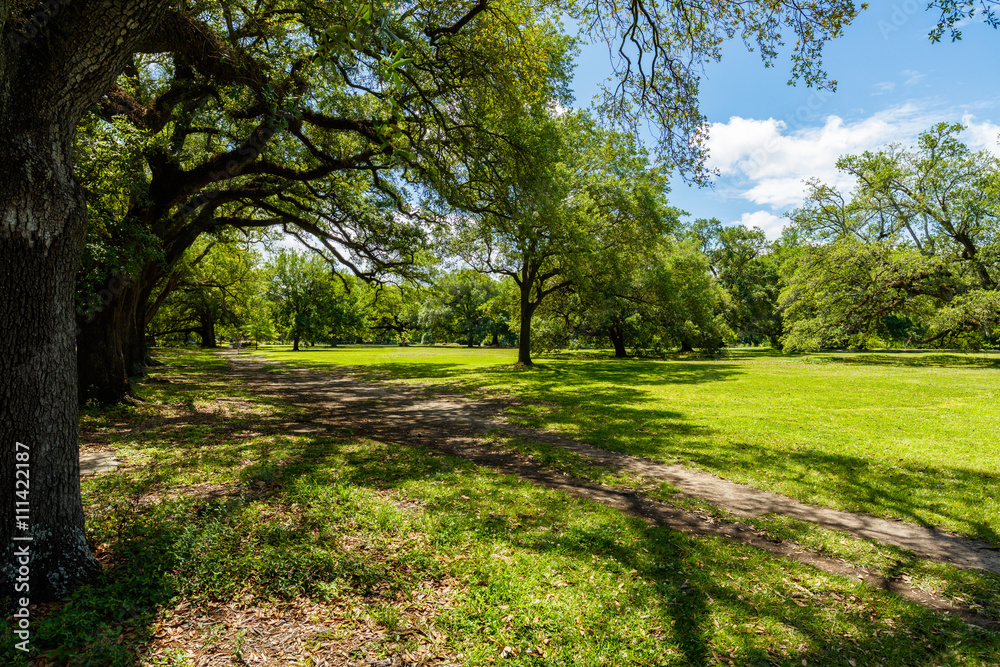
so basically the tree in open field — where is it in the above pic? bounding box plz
[363,282,426,346]
[688,219,785,349]
[532,206,684,357]
[534,234,731,355]
[781,123,1000,350]
[610,240,733,354]
[266,248,359,351]
[446,109,683,364]
[148,237,263,349]
[419,270,502,347]
[0,0,867,601]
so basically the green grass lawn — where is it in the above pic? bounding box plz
[2,349,998,666]
[252,344,1000,546]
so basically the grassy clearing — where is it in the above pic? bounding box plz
[1,348,998,665]
[480,430,1000,624]
[253,345,1000,547]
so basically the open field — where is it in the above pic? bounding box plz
[254,345,1000,546]
[1,348,998,666]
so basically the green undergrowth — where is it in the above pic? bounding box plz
[2,349,998,666]
[253,344,1000,548]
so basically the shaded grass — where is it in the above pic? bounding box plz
[253,344,1000,546]
[1,349,998,665]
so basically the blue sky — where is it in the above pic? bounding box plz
[570,4,1000,238]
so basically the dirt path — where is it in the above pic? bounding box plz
[223,351,1000,630]
[499,425,1000,574]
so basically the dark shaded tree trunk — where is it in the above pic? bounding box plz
[199,315,217,348]
[517,280,537,366]
[76,276,147,405]
[1,127,100,602]
[76,298,136,407]
[124,314,149,372]
[467,332,475,348]
[490,330,499,346]
[608,323,627,358]
[293,335,300,351]
[76,271,154,403]
[768,334,783,351]
[679,339,694,353]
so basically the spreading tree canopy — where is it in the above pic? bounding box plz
[782,124,1000,350]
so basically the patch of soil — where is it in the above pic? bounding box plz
[142,587,464,666]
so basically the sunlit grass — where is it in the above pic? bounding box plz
[253,344,1000,546]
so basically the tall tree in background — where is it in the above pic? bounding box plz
[449,111,675,365]
[782,124,1000,349]
[149,237,262,348]
[419,270,500,347]
[266,249,343,351]
[689,219,784,348]
[364,282,425,345]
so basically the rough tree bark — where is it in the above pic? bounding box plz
[198,314,216,348]
[0,0,173,602]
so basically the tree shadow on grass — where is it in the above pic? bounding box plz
[321,439,1000,666]
[666,439,1000,548]
[13,426,996,665]
[816,352,1000,369]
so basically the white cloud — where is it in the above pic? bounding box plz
[901,69,925,86]
[704,104,1000,214]
[873,81,896,94]
[960,114,1000,154]
[734,211,786,239]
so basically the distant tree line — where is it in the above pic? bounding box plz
[149,123,1000,360]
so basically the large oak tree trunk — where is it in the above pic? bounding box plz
[0,127,100,601]
[75,278,146,403]
[123,296,149,373]
[1,0,174,601]
[77,294,136,406]
[608,323,627,358]
[199,315,217,348]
